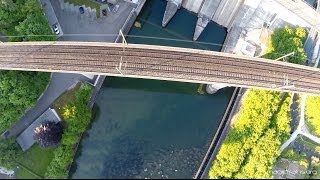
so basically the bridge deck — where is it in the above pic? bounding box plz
[1,41,320,94]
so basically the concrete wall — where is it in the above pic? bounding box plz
[182,0,204,13]
[212,0,243,28]
[183,0,243,28]
[199,0,221,18]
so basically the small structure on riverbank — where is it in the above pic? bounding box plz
[16,108,61,151]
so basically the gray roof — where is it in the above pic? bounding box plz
[16,108,61,151]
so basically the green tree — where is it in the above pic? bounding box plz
[15,14,55,41]
[0,139,21,169]
[264,26,307,64]
[34,121,63,148]
[0,0,55,172]
[0,71,50,134]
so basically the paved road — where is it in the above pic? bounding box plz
[293,141,320,158]
[280,94,307,151]
[41,0,63,38]
[50,0,135,42]
[2,73,90,138]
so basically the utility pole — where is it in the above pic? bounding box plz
[277,74,295,90]
[275,51,295,61]
[116,29,128,76]
[119,29,127,45]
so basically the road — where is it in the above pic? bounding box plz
[280,94,307,151]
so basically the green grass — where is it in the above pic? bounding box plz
[16,144,55,177]
[16,166,40,179]
[53,83,81,118]
[66,0,100,18]
[297,135,320,150]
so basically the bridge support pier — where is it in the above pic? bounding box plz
[193,15,210,41]
[162,0,183,27]
[206,83,228,94]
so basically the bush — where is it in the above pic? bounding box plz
[0,138,21,169]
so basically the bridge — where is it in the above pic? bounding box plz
[1,41,320,94]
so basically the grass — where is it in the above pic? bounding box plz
[66,0,101,18]
[297,135,320,150]
[16,166,40,179]
[16,144,55,178]
[53,83,81,118]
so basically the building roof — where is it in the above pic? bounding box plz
[16,108,61,151]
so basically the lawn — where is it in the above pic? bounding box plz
[66,0,101,18]
[16,166,40,179]
[16,144,55,178]
[53,82,81,118]
[297,135,320,150]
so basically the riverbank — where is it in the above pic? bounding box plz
[195,87,245,179]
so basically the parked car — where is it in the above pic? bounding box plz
[52,24,59,35]
[79,6,84,14]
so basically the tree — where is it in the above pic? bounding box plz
[0,138,21,169]
[264,26,307,64]
[15,14,55,41]
[0,71,50,134]
[33,121,63,148]
[209,90,292,179]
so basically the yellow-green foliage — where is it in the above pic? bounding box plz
[299,159,309,168]
[306,96,320,136]
[63,105,76,120]
[209,90,292,179]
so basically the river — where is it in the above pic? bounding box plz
[70,0,233,178]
